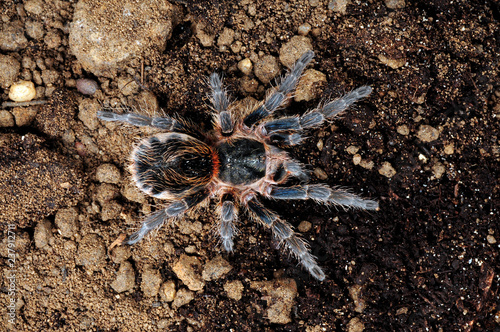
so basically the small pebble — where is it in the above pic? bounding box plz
[294,69,327,102]
[76,78,99,95]
[254,55,279,84]
[0,54,21,89]
[379,161,397,178]
[75,234,107,272]
[313,167,328,180]
[11,107,37,126]
[298,221,312,233]
[96,163,121,184]
[55,207,79,238]
[172,254,205,291]
[111,261,136,293]
[417,125,440,143]
[353,154,362,165]
[141,266,163,297]
[328,0,350,14]
[8,80,37,102]
[202,255,233,281]
[0,111,15,127]
[396,124,409,136]
[224,280,244,301]
[160,280,177,302]
[238,58,253,75]
[279,36,313,68]
[431,162,446,179]
[34,219,53,249]
[384,0,406,9]
[297,23,311,36]
[346,145,360,154]
[487,235,496,244]
[172,288,194,309]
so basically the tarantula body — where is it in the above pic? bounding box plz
[97,50,378,281]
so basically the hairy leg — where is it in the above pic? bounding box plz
[209,73,234,134]
[267,184,379,210]
[243,50,315,128]
[244,196,325,281]
[260,86,373,142]
[126,189,209,245]
[97,110,198,136]
[216,200,238,252]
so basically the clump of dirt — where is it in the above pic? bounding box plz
[0,0,498,331]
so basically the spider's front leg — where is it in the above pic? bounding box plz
[259,86,373,145]
[243,50,315,128]
[97,110,197,135]
[244,195,325,281]
[209,73,234,134]
[267,184,379,210]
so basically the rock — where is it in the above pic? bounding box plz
[0,22,28,51]
[69,0,182,77]
[254,55,279,84]
[0,54,20,89]
[160,280,176,302]
[250,278,298,324]
[378,161,397,178]
[78,98,100,130]
[34,219,53,249]
[8,81,37,102]
[202,255,232,281]
[76,234,107,272]
[294,69,327,102]
[76,78,99,95]
[172,254,205,291]
[141,266,163,297]
[172,288,194,309]
[11,107,37,126]
[96,164,121,184]
[0,111,15,127]
[55,207,79,238]
[417,125,440,143]
[224,280,244,301]
[279,36,313,69]
[111,261,136,293]
[238,58,253,76]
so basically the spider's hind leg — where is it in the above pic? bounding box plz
[126,189,210,245]
[244,196,325,281]
[216,198,238,252]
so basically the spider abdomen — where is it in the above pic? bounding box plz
[216,138,266,185]
[131,133,215,199]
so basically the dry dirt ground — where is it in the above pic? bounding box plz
[1,0,499,331]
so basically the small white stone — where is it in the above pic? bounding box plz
[238,58,253,75]
[8,80,36,102]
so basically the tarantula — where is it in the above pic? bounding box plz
[97,50,378,281]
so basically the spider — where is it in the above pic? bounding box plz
[97,50,378,281]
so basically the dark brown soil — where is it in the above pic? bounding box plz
[1,0,499,331]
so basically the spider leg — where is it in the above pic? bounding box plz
[97,110,196,134]
[267,184,379,210]
[126,189,209,245]
[216,199,238,252]
[243,50,315,128]
[245,196,325,281]
[209,73,234,134]
[259,86,373,142]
